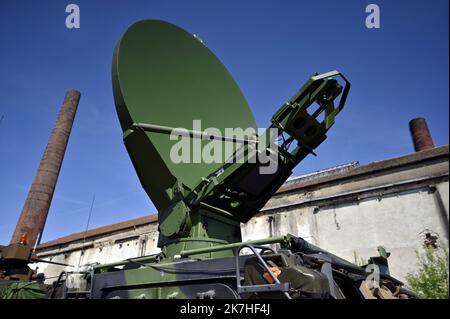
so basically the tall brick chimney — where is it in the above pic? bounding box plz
[10,90,81,246]
[409,118,435,152]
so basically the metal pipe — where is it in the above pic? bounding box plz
[431,185,450,240]
[10,90,81,245]
[132,122,258,145]
[178,236,288,257]
[199,201,235,219]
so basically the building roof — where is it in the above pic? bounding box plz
[37,214,158,250]
[284,161,360,186]
[37,145,449,250]
[277,145,449,194]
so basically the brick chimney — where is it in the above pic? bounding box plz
[409,118,435,152]
[10,90,81,246]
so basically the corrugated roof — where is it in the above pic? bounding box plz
[285,161,360,186]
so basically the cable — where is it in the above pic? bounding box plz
[77,195,95,269]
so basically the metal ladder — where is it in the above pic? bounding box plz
[49,270,93,299]
[235,244,291,299]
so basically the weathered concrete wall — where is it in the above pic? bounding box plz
[241,147,449,282]
[37,225,160,283]
[315,186,448,281]
[243,182,449,282]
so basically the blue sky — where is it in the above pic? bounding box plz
[0,0,448,244]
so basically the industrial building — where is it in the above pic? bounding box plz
[35,137,449,284]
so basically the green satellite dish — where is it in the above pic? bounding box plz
[113,19,350,254]
[113,20,257,210]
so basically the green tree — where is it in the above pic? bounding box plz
[406,247,449,299]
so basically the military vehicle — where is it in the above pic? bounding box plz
[2,20,417,299]
[48,20,416,299]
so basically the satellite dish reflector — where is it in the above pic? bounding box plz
[113,20,256,209]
